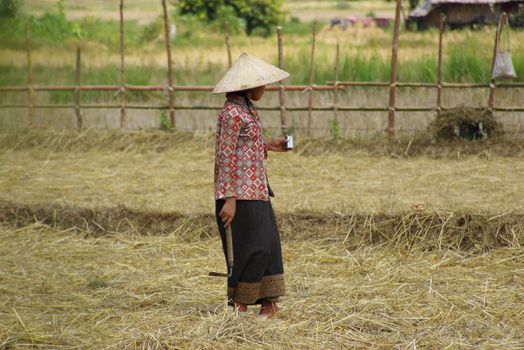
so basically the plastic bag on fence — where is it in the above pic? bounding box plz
[492,51,516,80]
[491,18,517,80]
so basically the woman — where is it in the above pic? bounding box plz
[213,53,291,316]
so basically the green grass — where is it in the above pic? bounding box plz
[1,47,522,104]
[1,4,523,104]
[285,48,523,84]
[0,62,226,103]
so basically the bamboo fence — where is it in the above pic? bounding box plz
[1,0,523,135]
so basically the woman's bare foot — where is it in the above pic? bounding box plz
[228,299,248,312]
[259,300,278,317]
[234,302,248,312]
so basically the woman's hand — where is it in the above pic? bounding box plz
[219,197,236,228]
[266,139,291,152]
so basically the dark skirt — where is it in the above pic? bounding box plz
[215,199,285,305]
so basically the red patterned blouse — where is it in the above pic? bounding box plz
[214,94,272,201]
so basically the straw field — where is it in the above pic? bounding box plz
[1,130,524,348]
[2,129,524,213]
[2,223,523,349]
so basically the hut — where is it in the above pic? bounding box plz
[407,0,524,30]
[374,17,393,28]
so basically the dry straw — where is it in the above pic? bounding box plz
[2,129,524,216]
[1,199,523,252]
[1,128,523,157]
[1,219,523,348]
[429,107,503,140]
[212,52,289,94]
[1,129,524,348]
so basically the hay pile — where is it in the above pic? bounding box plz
[1,128,523,158]
[428,107,503,140]
[0,199,210,239]
[0,129,212,153]
[2,200,523,252]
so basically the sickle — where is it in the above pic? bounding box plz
[209,225,234,278]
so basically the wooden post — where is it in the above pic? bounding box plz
[488,12,507,112]
[25,20,33,127]
[436,13,445,118]
[277,26,287,136]
[119,0,126,128]
[400,1,407,24]
[387,0,402,137]
[224,22,232,68]
[307,20,317,136]
[333,40,340,125]
[74,47,83,128]
[162,0,176,129]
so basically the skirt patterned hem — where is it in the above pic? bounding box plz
[228,273,285,305]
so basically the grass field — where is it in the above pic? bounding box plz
[0,0,524,138]
[23,0,396,23]
[2,1,523,134]
[2,0,524,86]
[1,130,524,349]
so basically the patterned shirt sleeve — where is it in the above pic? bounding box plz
[216,107,242,198]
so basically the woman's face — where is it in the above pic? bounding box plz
[248,85,266,101]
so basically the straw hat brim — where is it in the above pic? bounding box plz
[213,52,290,94]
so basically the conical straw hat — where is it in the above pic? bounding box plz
[213,52,290,94]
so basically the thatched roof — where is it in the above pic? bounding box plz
[432,0,519,3]
[410,0,522,17]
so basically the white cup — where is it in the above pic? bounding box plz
[286,135,293,149]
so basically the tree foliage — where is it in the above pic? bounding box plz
[176,0,284,36]
[408,0,420,10]
[383,0,420,11]
[0,0,23,18]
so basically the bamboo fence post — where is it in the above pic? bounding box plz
[277,26,287,136]
[162,0,176,129]
[307,20,317,136]
[436,13,445,118]
[119,0,126,128]
[400,1,407,24]
[333,40,340,125]
[224,22,232,68]
[74,47,83,128]
[387,0,402,137]
[488,12,507,112]
[25,20,33,127]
